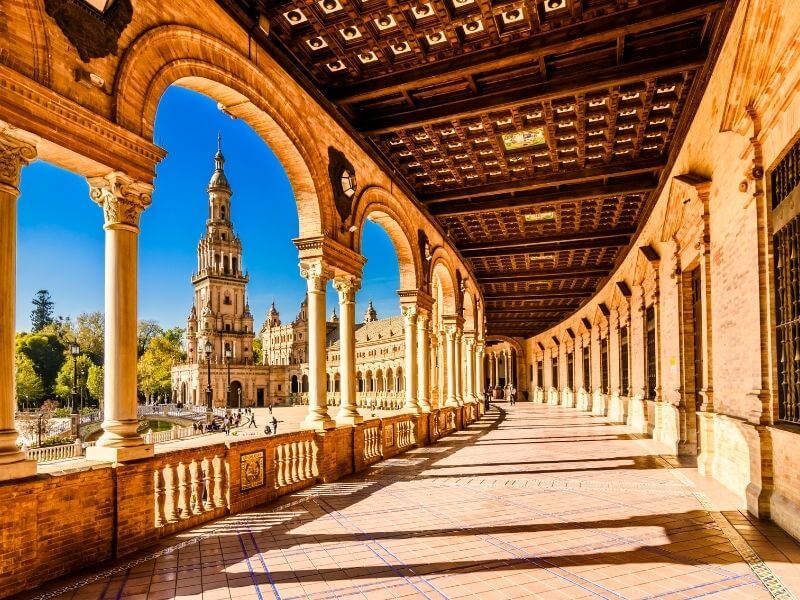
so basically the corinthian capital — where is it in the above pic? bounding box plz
[401,304,418,324]
[332,275,360,303]
[299,259,333,292]
[88,171,153,229]
[0,129,37,191]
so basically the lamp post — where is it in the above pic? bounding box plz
[204,341,213,419]
[225,347,232,407]
[237,386,242,410]
[69,342,80,413]
[80,367,86,412]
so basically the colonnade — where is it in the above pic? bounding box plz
[0,128,485,480]
[485,348,517,390]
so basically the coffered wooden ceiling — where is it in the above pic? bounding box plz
[220,0,736,338]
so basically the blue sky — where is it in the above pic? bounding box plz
[16,86,400,331]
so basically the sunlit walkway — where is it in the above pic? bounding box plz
[25,403,800,600]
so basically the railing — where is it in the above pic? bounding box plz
[395,420,414,449]
[274,436,316,490]
[143,425,198,445]
[154,453,227,528]
[25,440,96,462]
[356,392,404,410]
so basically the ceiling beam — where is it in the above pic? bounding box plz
[484,291,592,300]
[427,178,657,215]
[359,49,706,134]
[330,1,722,106]
[460,228,634,257]
[477,265,614,284]
[421,160,665,203]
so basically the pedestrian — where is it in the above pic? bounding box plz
[510,384,517,406]
[271,416,279,434]
[248,414,257,429]
[223,416,231,435]
[268,403,273,414]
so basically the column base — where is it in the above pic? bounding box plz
[85,443,154,463]
[301,417,337,431]
[0,458,37,483]
[418,402,432,413]
[336,414,363,426]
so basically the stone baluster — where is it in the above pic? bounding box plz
[213,454,225,508]
[177,462,190,519]
[189,459,203,515]
[153,470,166,527]
[202,457,214,511]
[164,464,180,522]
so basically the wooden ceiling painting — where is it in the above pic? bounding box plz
[220,0,736,338]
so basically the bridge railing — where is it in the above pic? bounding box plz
[24,440,97,463]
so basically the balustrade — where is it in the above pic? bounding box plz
[395,420,414,449]
[154,450,226,528]
[274,436,316,490]
[363,425,381,461]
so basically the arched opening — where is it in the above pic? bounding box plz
[386,368,394,392]
[230,380,243,408]
[290,375,299,394]
[301,374,309,393]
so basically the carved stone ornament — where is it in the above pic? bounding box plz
[299,260,332,292]
[88,172,152,228]
[332,276,360,302]
[401,304,418,323]
[0,132,37,190]
[328,147,357,222]
[418,229,432,292]
[45,0,133,63]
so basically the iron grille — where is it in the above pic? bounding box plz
[620,325,630,395]
[772,139,800,209]
[582,345,591,391]
[601,336,610,393]
[775,215,800,423]
[551,356,559,389]
[645,306,657,399]
[567,351,575,391]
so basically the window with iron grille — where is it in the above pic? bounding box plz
[582,344,591,391]
[567,351,574,391]
[536,360,543,388]
[620,325,630,395]
[551,355,559,389]
[773,137,800,424]
[601,336,609,393]
[645,306,657,399]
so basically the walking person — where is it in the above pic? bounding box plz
[223,415,231,436]
[510,384,517,406]
[248,413,257,429]
[268,402,273,415]
[272,416,279,435]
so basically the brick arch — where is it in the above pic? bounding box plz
[352,186,420,291]
[113,25,330,237]
[463,289,477,332]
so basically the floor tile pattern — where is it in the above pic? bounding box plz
[22,404,800,600]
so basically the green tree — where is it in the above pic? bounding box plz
[16,331,65,394]
[137,320,163,357]
[54,354,94,405]
[74,312,104,365]
[30,290,55,332]
[86,364,104,407]
[252,337,263,365]
[15,353,43,409]
[138,329,185,399]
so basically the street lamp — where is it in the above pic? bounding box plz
[204,341,213,417]
[69,342,80,413]
[225,347,232,407]
[237,387,242,410]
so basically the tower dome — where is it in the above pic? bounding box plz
[364,300,378,323]
[207,133,231,193]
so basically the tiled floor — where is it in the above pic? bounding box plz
[24,403,800,599]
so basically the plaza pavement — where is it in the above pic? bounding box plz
[22,402,800,599]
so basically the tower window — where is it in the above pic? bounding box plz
[221,205,227,220]
[225,324,231,332]
[221,233,227,241]
[224,294,231,305]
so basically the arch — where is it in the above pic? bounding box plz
[301,374,309,393]
[486,334,525,357]
[386,367,394,392]
[230,380,243,407]
[365,370,374,392]
[334,372,341,393]
[114,25,331,237]
[431,258,458,316]
[356,371,364,393]
[352,186,421,290]
[397,366,404,392]
[376,369,385,392]
[290,374,299,394]
[463,289,477,333]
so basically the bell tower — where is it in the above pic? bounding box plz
[187,136,255,365]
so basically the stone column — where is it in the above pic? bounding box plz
[334,276,361,424]
[85,172,154,462]
[464,336,475,402]
[492,352,499,387]
[0,129,37,481]
[455,327,464,405]
[417,312,431,412]
[475,342,485,398]
[445,325,458,407]
[299,260,335,430]
[402,305,420,413]
[438,335,446,404]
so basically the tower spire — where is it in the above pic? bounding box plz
[208,133,230,193]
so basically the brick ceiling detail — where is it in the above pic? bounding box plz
[222,0,735,338]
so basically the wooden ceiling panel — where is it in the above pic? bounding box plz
[223,0,735,334]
